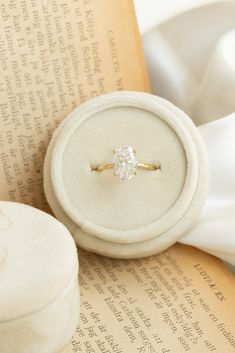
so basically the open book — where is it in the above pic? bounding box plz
[0,1,234,352]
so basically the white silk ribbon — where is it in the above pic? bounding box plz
[181,114,235,268]
[136,0,235,267]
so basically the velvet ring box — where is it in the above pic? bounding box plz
[44,91,209,258]
[0,202,80,353]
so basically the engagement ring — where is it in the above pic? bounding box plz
[93,145,160,181]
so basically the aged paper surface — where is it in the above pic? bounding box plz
[61,244,235,353]
[0,0,149,210]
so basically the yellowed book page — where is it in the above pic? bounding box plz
[61,244,235,353]
[0,0,150,210]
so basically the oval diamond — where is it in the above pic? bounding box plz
[113,145,138,181]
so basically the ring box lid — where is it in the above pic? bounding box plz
[0,201,78,322]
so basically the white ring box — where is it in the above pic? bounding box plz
[0,202,79,353]
[44,91,208,258]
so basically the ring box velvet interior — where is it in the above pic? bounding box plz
[44,91,209,258]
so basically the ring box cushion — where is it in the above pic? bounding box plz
[44,91,208,258]
[0,202,79,353]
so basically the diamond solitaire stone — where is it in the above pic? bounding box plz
[113,145,138,181]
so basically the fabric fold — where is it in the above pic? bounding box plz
[139,0,235,267]
[181,114,235,268]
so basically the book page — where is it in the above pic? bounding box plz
[61,244,235,353]
[0,0,150,211]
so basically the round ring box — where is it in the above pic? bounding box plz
[0,202,79,353]
[44,91,209,259]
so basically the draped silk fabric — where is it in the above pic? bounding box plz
[135,0,235,268]
[182,115,235,268]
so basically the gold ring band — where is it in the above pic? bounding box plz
[94,162,159,172]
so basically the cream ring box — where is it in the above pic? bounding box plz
[0,202,79,353]
[44,91,208,259]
